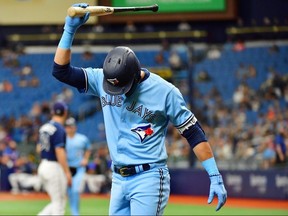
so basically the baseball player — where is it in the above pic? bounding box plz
[65,117,92,216]
[52,3,227,215]
[37,101,72,216]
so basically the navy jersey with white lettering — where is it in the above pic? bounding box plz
[39,120,66,161]
[80,68,193,166]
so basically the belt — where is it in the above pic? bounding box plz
[114,164,150,177]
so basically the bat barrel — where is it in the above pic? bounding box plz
[67,6,114,17]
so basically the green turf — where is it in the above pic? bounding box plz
[0,197,287,215]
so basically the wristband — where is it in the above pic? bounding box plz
[58,30,75,49]
[201,157,220,176]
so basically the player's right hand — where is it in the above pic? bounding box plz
[64,3,90,34]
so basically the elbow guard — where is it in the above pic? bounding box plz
[177,116,207,148]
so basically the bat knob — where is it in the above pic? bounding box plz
[152,4,159,12]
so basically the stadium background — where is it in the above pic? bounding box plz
[0,0,287,207]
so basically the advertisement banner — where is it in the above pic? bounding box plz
[170,168,288,199]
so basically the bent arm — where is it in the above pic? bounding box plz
[180,120,219,175]
[193,141,214,162]
[52,9,90,89]
[81,149,92,167]
[54,47,72,65]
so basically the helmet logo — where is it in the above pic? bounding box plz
[107,78,119,86]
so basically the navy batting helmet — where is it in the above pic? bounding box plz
[103,46,141,95]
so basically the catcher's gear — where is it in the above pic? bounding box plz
[103,46,141,96]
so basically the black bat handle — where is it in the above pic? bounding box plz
[114,4,159,13]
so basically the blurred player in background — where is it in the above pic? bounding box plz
[8,155,42,194]
[65,117,92,216]
[52,3,227,215]
[84,145,111,194]
[37,101,72,216]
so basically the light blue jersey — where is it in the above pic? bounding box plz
[83,67,193,166]
[66,133,91,168]
[66,131,91,216]
[81,67,194,215]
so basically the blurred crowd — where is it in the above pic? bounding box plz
[1,38,288,193]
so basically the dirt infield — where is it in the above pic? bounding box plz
[0,193,287,210]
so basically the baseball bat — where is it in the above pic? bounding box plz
[67,4,159,17]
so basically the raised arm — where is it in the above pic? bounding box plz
[52,3,90,90]
[54,3,90,65]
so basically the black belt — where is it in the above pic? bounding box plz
[114,164,150,177]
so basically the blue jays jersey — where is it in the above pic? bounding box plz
[66,133,91,167]
[82,68,193,166]
[39,120,66,161]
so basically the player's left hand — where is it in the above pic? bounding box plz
[64,3,90,34]
[208,174,227,211]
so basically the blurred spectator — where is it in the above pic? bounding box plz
[284,85,288,107]
[83,146,111,194]
[55,87,74,104]
[0,140,7,164]
[8,156,42,194]
[236,63,249,81]
[154,51,167,66]
[2,140,20,171]
[29,76,40,87]
[233,40,245,52]
[124,21,137,33]
[260,67,285,100]
[20,64,32,76]
[82,49,93,61]
[168,50,183,71]
[196,70,211,82]
[207,46,221,59]
[178,21,191,31]
[92,24,104,33]
[2,49,20,68]
[257,134,276,169]
[233,83,255,110]
[166,128,190,168]
[160,39,171,51]
[248,64,257,78]
[274,126,287,166]
[223,37,234,52]
[28,102,42,120]
[18,76,29,88]
[263,17,272,26]
[0,80,13,92]
[213,136,233,161]
[269,44,279,54]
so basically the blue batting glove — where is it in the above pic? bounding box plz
[64,3,90,34]
[208,174,227,211]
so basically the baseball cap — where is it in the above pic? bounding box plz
[52,101,68,116]
[65,117,76,126]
